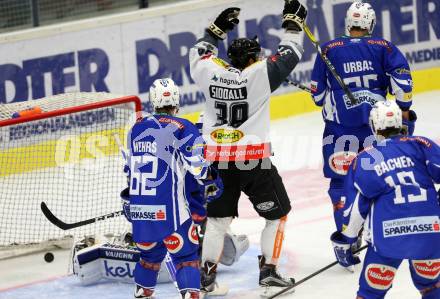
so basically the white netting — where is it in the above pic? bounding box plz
[0,92,140,257]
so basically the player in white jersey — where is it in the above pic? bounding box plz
[189,1,307,296]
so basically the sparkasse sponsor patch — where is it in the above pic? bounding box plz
[130,205,166,221]
[382,216,440,238]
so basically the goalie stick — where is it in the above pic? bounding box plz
[40,201,123,230]
[303,24,357,105]
[267,244,368,299]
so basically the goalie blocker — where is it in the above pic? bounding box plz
[72,232,249,285]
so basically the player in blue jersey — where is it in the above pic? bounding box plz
[331,100,440,299]
[122,78,223,299]
[310,1,417,234]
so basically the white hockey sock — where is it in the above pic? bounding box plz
[260,216,287,265]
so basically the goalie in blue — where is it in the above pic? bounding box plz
[310,1,417,233]
[331,101,440,299]
[122,78,223,299]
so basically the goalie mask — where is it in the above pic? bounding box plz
[369,100,402,135]
[227,37,261,70]
[149,78,180,110]
[345,1,376,35]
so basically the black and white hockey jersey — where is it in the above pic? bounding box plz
[190,32,303,161]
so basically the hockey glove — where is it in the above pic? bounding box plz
[203,166,224,203]
[120,187,131,222]
[331,231,361,269]
[282,0,307,32]
[207,7,240,40]
[402,109,417,136]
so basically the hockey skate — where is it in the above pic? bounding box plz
[134,285,154,299]
[200,261,229,298]
[258,256,295,298]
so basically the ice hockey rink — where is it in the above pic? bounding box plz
[0,90,438,299]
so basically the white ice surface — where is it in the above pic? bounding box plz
[0,91,439,299]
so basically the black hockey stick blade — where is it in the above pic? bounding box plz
[40,201,123,230]
[268,244,368,299]
[285,80,312,93]
[303,24,357,106]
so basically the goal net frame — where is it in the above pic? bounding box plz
[0,93,142,259]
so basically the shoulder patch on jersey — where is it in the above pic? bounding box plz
[212,57,229,68]
[367,39,392,53]
[158,117,185,129]
[322,41,344,55]
[399,136,432,148]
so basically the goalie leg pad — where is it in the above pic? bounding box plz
[134,241,167,290]
[201,217,232,264]
[261,216,287,265]
[219,233,250,266]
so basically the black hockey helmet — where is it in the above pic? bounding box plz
[227,36,261,70]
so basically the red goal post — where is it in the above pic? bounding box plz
[0,92,142,258]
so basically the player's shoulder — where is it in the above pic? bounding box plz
[394,135,436,148]
[351,145,379,172]
[362,37,396,51]
[320,37,347,52]
[156,114,195,131]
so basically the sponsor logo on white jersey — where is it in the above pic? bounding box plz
[130,205,166,221]
[382,216,440,238]
[210,129,244,143]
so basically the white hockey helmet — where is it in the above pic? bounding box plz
[149,78,180,110]
[345,1,376,35]
[369,100,402,134]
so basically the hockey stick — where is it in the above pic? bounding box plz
[268,244,368,299]
[41,201,123,230]
[303,24,357,105]
[285,80,311,93]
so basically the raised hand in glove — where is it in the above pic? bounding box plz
[282,0,308,32]
[402,109,417,136]
[331,231,361,271]
[208,7,241,40]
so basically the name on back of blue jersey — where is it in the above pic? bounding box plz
[133,141,157,153]
[374,155,415,176]
[343,60,374,74]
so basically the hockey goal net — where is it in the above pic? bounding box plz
[0,92,141,258]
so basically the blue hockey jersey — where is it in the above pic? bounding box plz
[311,36,413,127]
[342,136,440,259]
[126,114,209,243]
